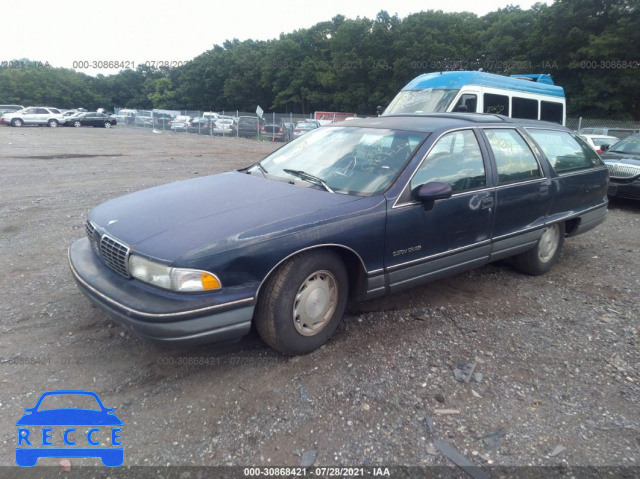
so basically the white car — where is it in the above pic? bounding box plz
[2,107,66,127]
[580,134,620,153]
[170,115,192,132]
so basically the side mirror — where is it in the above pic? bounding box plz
[417,182,453,202]
[599,144,610,152]
[416,182,452,210]
[456,104,469,112]
[376,105,383,116]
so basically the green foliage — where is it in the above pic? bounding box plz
[1,1,638,119]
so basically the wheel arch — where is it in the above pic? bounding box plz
[255,244,368,303]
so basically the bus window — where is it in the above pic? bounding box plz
[512,97,538,120]
[541,101,564,124]
[453,94,478,113]
[484,94,510,116]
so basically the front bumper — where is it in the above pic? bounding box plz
[608,178,640,201]
[68,238,254,347]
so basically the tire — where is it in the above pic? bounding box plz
[73,120,82,127]
[255,250,349,355]
[11,118,23,127]
[104,122,112,128]
[514,222,565,276]
[48,119,59,127]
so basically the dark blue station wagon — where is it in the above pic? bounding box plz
[68,114,609,355]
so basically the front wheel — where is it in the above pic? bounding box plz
[255,250,349,355]
[48,119,59,127]
[513,222,565,275]
[73,120,82,127]
[104,122,112,128]
[11,118,23,127]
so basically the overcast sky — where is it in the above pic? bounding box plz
[1,0,550,76]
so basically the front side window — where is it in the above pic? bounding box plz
[411,130,486,194]
[484,129,541,183]
[254,127,429,196]
[453,94,478,113]
[528,129,603,173]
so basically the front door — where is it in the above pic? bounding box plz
[385,128,494,293]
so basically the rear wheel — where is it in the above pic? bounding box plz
[255,250,348,355]
[514,222,565,275]
[12,118,23,127]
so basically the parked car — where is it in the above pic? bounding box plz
[134,114,153,128]
[213,118,236,136]
[64,112,117,128]
[153,112,173,130]
[579,127,640,140]
[114,109,137,125]
[0,104,24,121]
[235,116,261,138]
[68,114,608,356]
[1,106,66,127]
[293,120,321,138]
[579,134,620,153]
[0,105,24,124]
[186,117,213,135]
[600,133,640,200]
[170,115,192,132]
[261,117,289,141]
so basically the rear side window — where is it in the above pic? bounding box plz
[484,129,541,183]
[512,97,538,120]
[540,101,564,124]
[484,94,510,116]
[528,129,603,173]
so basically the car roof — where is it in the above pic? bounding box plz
[328,113,568,133]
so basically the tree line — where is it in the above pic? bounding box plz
[1,0,638,119]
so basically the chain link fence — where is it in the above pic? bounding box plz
[567,117,640,139]
[112,108,640,142]
[113,108,317,141]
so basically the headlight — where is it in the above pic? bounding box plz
[128,255,221,292]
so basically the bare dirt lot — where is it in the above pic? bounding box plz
[0,126,638,477]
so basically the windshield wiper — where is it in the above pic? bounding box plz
[283,169,334,193]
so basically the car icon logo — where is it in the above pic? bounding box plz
[15,390,123,467]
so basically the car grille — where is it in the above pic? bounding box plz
[607,163,640,179]
[100,235,130,277]
[85,220,130,277]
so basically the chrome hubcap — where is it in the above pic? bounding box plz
[293,270,338,336]
[538,224,560,263]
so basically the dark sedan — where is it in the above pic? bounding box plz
[68,114,608,355]
[66,112,117,128]
[601,133,640,200]
[261,117,289,141]
[187,117,213,135]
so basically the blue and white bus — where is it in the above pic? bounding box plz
[383,71,566,125]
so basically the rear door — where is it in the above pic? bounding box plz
[478,127,551,261]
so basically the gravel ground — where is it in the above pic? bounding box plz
[0,126,638,477]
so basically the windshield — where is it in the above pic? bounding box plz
[383,88,459,114]
[250,126,428,196]
[609,135,640,154]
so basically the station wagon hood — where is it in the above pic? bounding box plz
[89,171,363,260]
